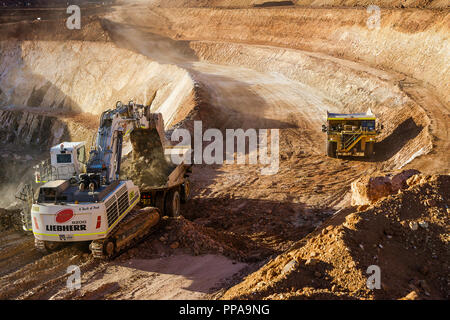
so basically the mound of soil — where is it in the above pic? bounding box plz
[158,216,273,262]
[351,169,420,205]
[0,208,23,232]
[223,174,449,300]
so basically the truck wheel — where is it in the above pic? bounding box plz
[165,189,181,217]
[181,180,191,204]
[365,142,374,158]
[327,141,337,158]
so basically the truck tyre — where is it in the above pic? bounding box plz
[327,141,337,158]
[365,142,374,158]
[165,189,181,217]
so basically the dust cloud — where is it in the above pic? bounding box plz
[121,129,175,188]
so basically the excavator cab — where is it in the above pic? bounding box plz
[38,142,87,182]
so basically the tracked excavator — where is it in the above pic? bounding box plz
[17,101,191,258]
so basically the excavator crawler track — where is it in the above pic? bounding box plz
[89,206,161,259]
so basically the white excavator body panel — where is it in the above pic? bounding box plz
[31,180,140,242]
[47,142,87,181]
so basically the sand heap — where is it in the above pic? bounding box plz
[157,216,273,262]
[223,173,449,300]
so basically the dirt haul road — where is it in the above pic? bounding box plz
[0,1,448,299]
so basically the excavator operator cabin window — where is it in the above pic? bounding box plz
[57,154,72,164]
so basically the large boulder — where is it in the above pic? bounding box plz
[351,169,420,206]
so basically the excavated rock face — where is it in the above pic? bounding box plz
[116,0,449,9]
[0,110,66,148]
[351,169,420,206]
[0,37,195,120]
[120,128,175,188]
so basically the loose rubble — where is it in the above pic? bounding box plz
[223,174,449,300]
[0,208,23,232]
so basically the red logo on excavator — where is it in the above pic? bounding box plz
[55,209,74,224]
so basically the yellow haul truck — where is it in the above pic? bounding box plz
[322,109,382,158]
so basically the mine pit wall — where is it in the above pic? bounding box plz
[293,0,449,9]
[0,39,196,127]
[0,109,98,149]
[188,41,432,170]
[156,7,449,105]
[116,0,449,9]
[0,110,70,147]
[137,6,447,169]
[0,33,197,207]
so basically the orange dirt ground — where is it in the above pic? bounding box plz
[0,1,448,299]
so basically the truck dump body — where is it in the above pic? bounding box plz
[324,110,380,157]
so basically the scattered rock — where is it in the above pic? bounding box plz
[223,174,449,300]
[351,169,420,205]
[281,259,298,275]
[418,221,428,229]
[0,208,23,231]
[400,291,419,300]
[357,205,369,212]
[409,221,419,231]
[419,265,429,276]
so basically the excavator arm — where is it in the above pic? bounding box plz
[80,101,164,191]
